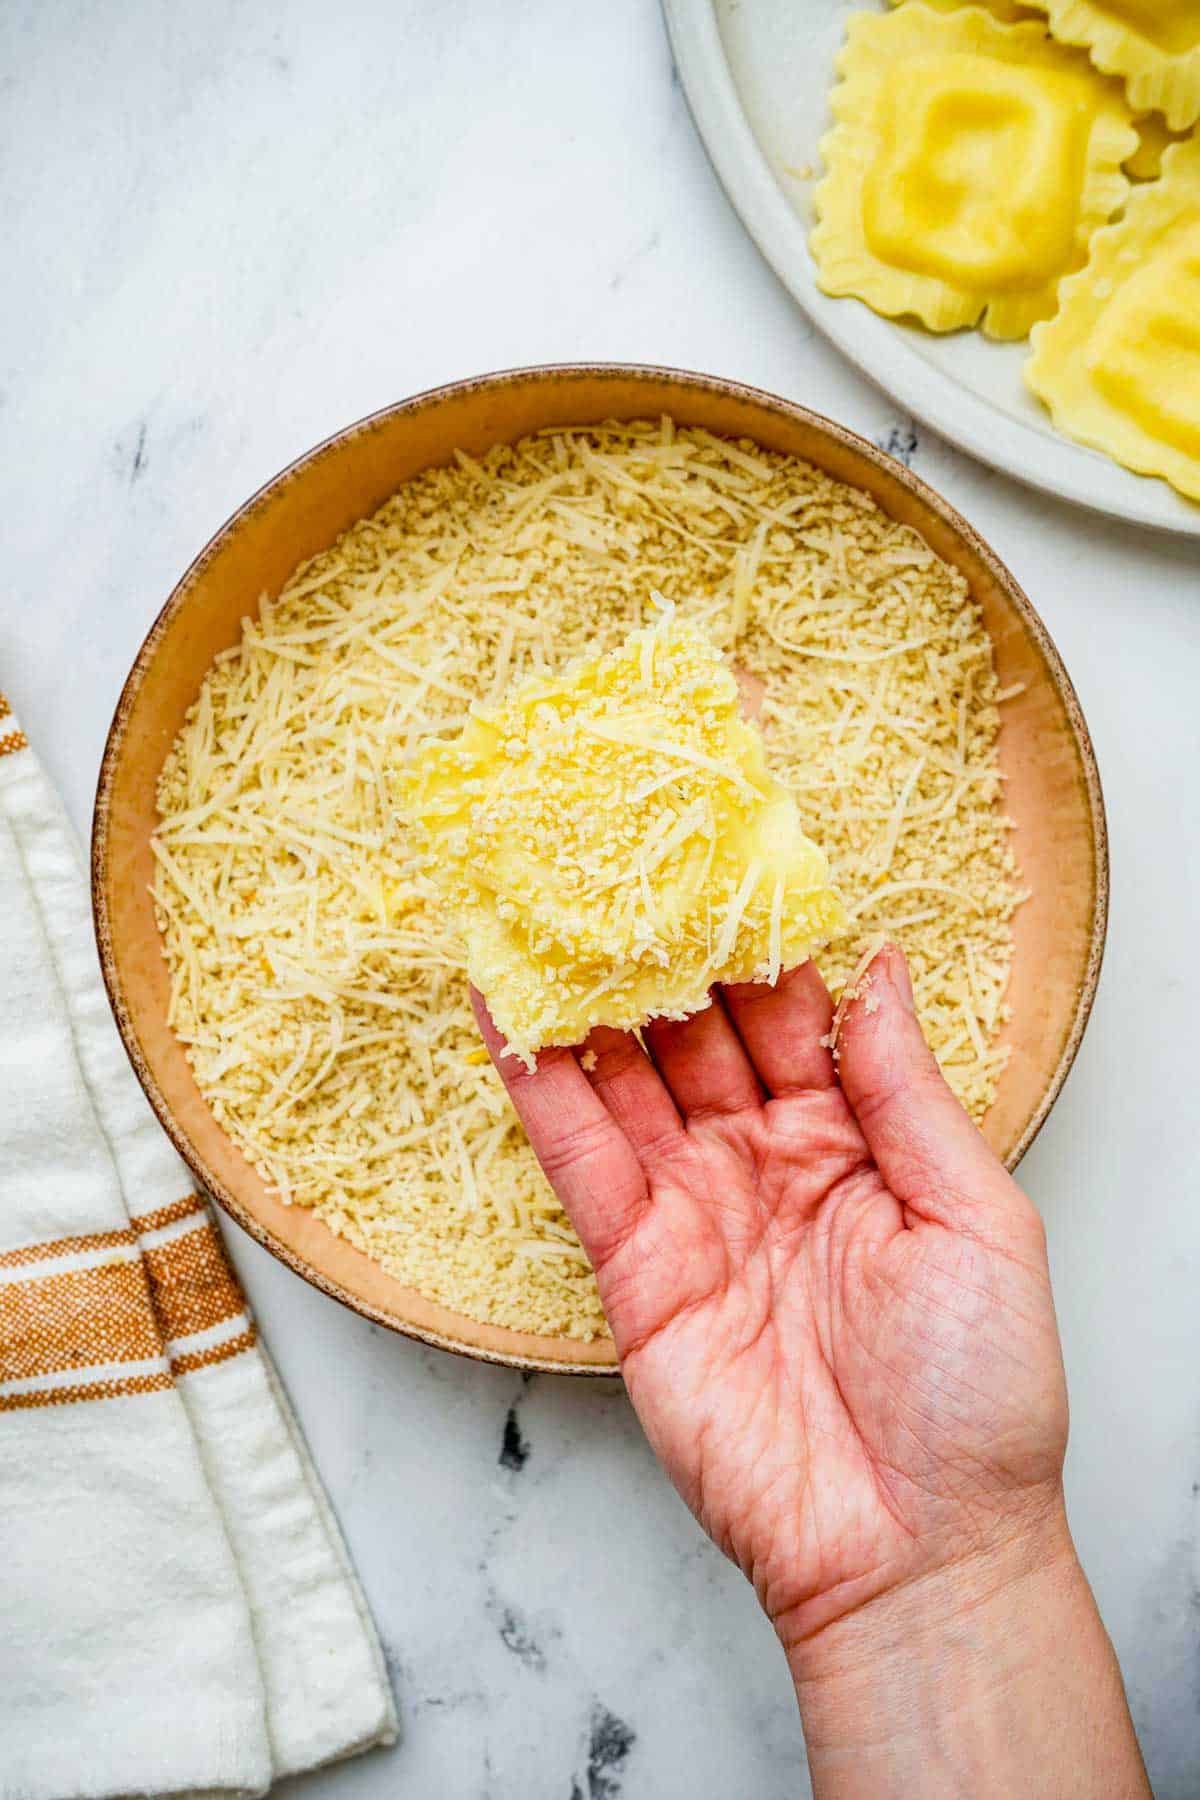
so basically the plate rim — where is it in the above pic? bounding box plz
[660,0,1200,539]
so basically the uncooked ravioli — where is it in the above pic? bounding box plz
[1026,137,1200,501]
[812,5,1137,339]
[887,0,1039,20]
[1029,0,1200,129]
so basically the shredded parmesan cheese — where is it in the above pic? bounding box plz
[154,419,1019,1341]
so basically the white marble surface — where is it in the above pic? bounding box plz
[3,2,1199,1795]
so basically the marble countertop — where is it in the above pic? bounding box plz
[3,2,1198,1795]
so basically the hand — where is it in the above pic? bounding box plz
[475,945,1149,1797]
[476,944,1065,1636]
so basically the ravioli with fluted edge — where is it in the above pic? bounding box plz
[813,6,1137,339]
[885,1,1191,180]
[1027,0,1200,130]
[887,0,1039,21]
[400,607,846,1065]
[1125,110,1190,180]
[1026,137,1200,502]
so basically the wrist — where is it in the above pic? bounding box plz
[785,1501,1148,1799]
[784,1493,1076,1684]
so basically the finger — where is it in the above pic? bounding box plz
[720,959,838,1095]
[643,992,764,1122]
[577,1025,690,1170]
[471,991,647,1272]
[834,944,1023,1235]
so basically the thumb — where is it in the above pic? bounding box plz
[836,943,1032,1240]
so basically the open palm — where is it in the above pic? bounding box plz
[474,945,1068,1654]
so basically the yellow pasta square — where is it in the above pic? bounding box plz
[888,1,1192,178]
[813,6,1137,338]
[866,59,1095,290]
[1026,138,1200,499]
[887,0,1039,20]
[400,609,845,1064]
[1103,1,1198,55]
[1125,110,1190,180]
[1028,2,1200,128]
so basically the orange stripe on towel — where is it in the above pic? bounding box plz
[0,1227,137,1269]
[0,1260,162,1382]
[0,1371,174,1413]
[130,1194,207,1235]
[141,1217,248,1345]
[171,1326,258,1377]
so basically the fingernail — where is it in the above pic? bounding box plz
[885,942,917,1015]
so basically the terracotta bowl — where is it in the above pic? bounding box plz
[93,364,1108,1376]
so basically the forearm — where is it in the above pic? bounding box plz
[786,1511,1150,1800]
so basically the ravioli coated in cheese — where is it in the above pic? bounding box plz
[1027,0,1200,130]
[400,608,845,1064]
[813,6,1137,338]
[1025,137,1200,501]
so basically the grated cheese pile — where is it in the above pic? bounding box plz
[401,607,845,1063]
[154,419,1020,1341]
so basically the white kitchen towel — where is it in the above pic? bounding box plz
[0,694,398,1798]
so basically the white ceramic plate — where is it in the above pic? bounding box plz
[662,0,1200,536]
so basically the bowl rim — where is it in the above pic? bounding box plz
[91,359,1110,1374]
